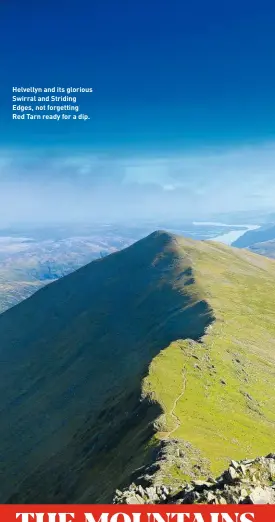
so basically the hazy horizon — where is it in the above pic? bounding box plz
[1,142,275,226]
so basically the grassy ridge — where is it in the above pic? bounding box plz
[143,238,275,484]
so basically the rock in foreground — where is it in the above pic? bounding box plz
[113,454,275,504]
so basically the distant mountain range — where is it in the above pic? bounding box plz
[232,223,275,258]
[0,233,131,313]
[0,222,248,314]
[232,224,275,248]
[1,231,275,503]
[249,240,275,259]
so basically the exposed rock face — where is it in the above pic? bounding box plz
[113,454,275,504]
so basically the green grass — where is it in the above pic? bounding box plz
[143,238,275,482]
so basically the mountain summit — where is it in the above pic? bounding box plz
[1,231,275,503]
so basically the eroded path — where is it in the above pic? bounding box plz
[166,370,186,438]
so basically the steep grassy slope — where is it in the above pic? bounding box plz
[0,231,212,503]
[2,231,275,503]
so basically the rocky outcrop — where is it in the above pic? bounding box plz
[113,454,275,504]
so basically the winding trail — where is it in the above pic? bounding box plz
[166,370,186,438]
[164,320,224,439]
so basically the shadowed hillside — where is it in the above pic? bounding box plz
[0,231,212,503]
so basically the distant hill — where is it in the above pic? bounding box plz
[232,224,275,248]
[0,235,121,313]
[0,222,259,314]
[0,272,42,313]
[232,223,275,260]
[2,231,275,503]
[249,239,275,259]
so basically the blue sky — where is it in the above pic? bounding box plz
[1,1,275,223]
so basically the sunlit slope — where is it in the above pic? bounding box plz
[143,237,275,483]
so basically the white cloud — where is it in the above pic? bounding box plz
[163,184,176,191]
[0,141,274,225]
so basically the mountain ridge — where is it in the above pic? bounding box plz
[0,230,213,503]
[1,231,275,502]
